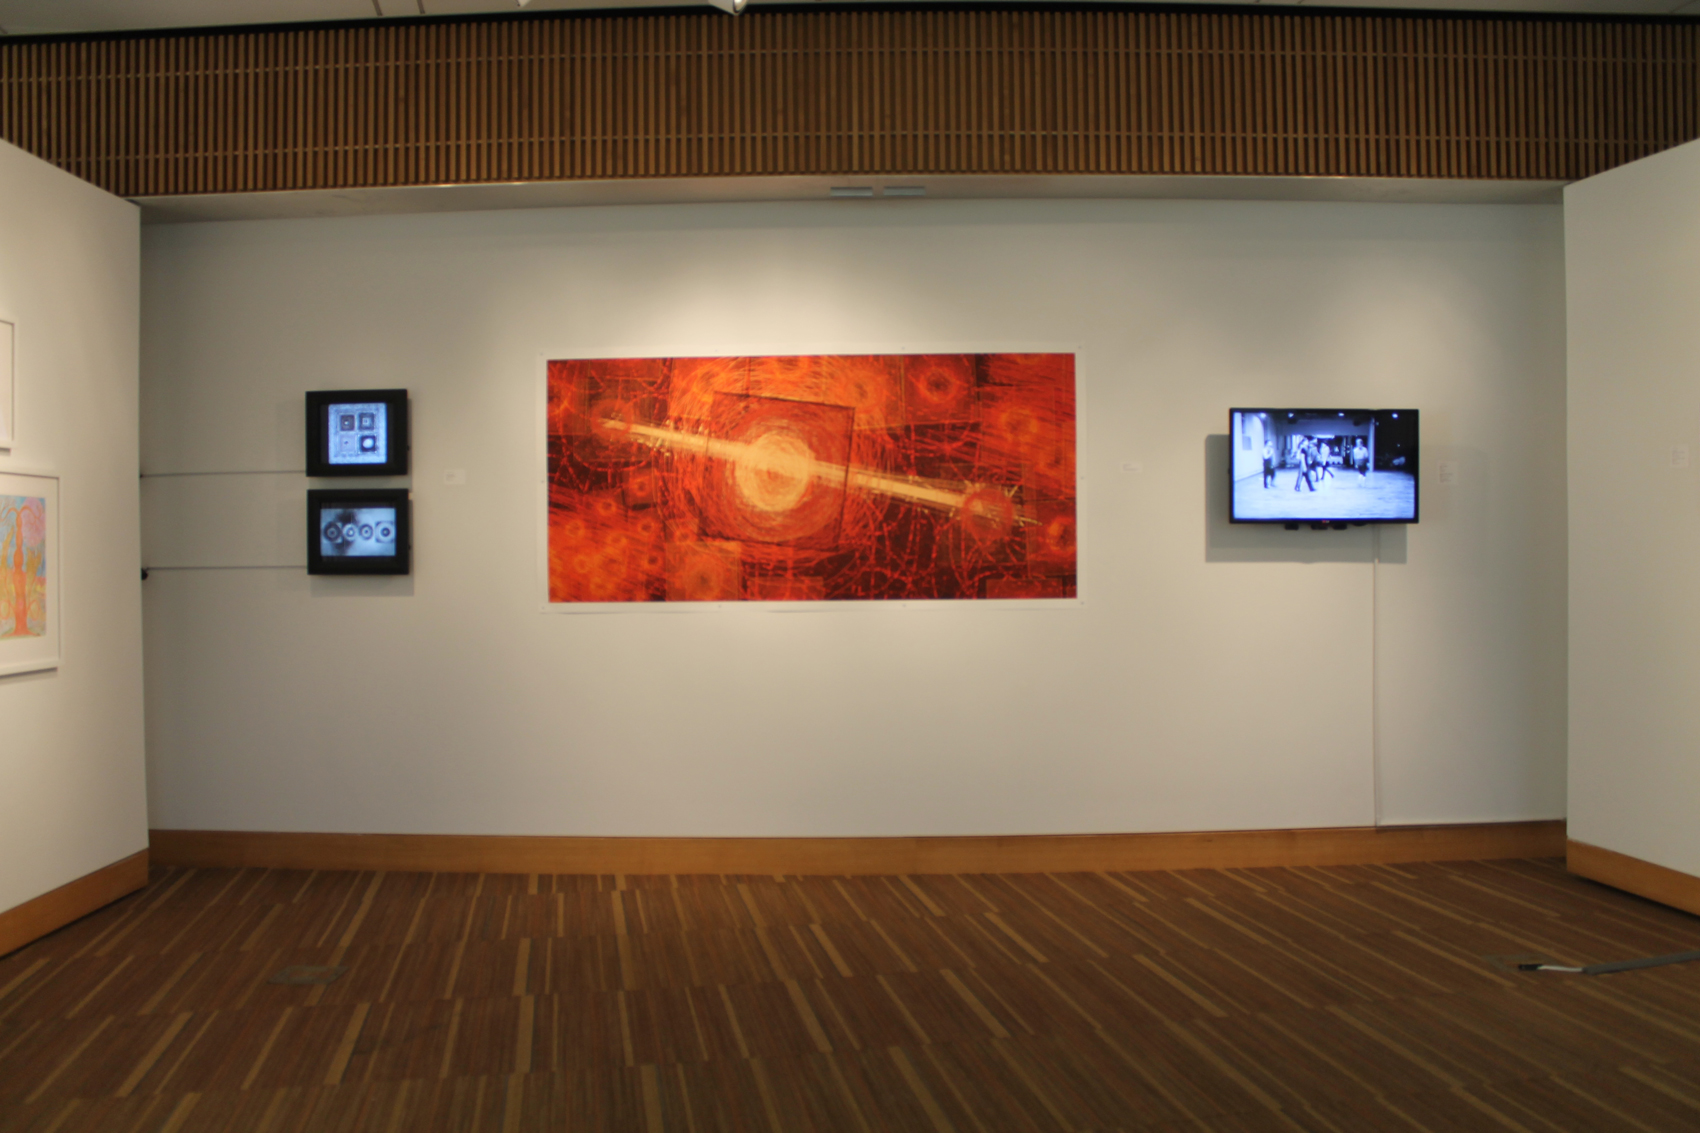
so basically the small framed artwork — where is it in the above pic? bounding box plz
[0,319,15,448]
[307,488,411,575]
[0,471,59,676]
[306,389,409,477]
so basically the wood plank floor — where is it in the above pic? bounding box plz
[3,859,1700,1132]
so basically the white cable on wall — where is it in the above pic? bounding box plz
[1372,524,1383,828]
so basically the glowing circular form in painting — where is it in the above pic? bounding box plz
[959,487,1017,543]
[697,393,854,549]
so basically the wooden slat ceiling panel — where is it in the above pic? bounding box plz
[0,8,1694,197]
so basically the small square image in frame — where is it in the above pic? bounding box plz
[0,471,59,676]
[307,488,411,575]
[306,389,409,476]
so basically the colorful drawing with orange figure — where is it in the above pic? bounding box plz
[547,354,1076,602]
[0,495,46,638]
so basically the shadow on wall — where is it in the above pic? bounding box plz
[310,575,415,598]
[1204,434,1407,564]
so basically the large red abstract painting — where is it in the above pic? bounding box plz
[546,354,1076,603]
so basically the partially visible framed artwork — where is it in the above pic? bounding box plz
[543,353,1077,607]
[0,471,58,676]
[0,319,14,448]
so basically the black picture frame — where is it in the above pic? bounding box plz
[306,388,410,477]
[1228,408,1420,526]
[307,488,412,575]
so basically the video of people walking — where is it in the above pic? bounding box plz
[1230,409,1418,523]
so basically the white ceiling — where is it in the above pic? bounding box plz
[0,0,1693,36]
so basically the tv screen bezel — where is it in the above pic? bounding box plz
[1228,407,1419,526]
[306,388,410,477]
[306,488,412,575]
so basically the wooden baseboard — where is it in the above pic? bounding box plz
[1567,839,1700,917]
[149,821,1565,876]
[0,850,150,958]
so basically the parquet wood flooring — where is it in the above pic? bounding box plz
[3,859,1699,1132]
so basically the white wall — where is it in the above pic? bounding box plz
[0,140,146,914]
[139,197,1566,837]
[1568,139,1700,878]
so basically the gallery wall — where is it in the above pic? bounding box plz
[1567,138,1700,879]
[0,140,147,916]
[139,196,1566,838]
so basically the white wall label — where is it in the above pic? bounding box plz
[1436,460,1459,486]
[443,469,467,485]
[1121,461,1143,474]
[1669,445,1690,469]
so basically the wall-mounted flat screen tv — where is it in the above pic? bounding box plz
[307,488,411,574]
[1229,409,1418,524]
[306,388,409,477]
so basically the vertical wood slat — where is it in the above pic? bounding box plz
[0,7,1694,198]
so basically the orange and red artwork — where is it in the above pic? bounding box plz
[0,494,46,639]
[547,354,1077,603]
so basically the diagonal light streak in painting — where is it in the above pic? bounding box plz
[601,417,1031,523]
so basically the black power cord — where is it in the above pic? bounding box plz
[1519,949,1700,975]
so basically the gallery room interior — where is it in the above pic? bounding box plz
[1,0,1700,1128]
